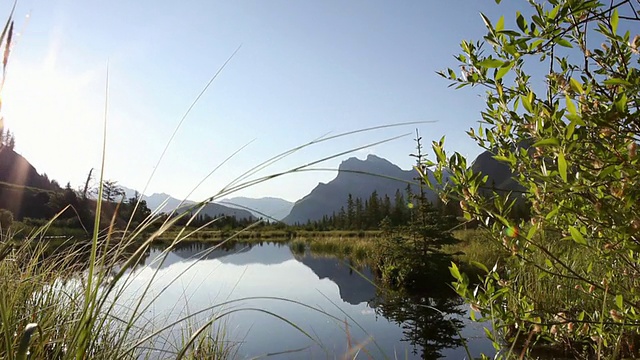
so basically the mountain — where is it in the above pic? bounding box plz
[283,154,435,225]
[0,147,58,191]
[470,150,523,194]
[144,193,195,214]
[219,197,294,220]
[0,147,64,219]
[180,202,255,221]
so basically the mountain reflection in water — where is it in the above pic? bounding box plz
[120,241,492,359]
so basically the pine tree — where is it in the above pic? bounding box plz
[346,194,355,229]
[368,191,380,229]
[392,189,406,226]
[355,198,363,229]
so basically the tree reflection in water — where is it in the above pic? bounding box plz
[372,285,465,359]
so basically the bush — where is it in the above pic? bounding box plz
[433,0,640,357]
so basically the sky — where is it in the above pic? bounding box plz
[2,0,530,202]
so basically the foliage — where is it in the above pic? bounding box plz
[445,229,508,275]
[101,179,125,202]
[433,0,640,357]
[374,132,460,290]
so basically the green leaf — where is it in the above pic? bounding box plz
[471,261,489,274]
[611,9,619,34]
[531,39,544,50]
[569,226,586,245]
[558,150,567,182]
[450,262,462,281]
[616,294,624,309]
[569,78,584,94]
[565,121,576,140]
[566,114,585,126]
[548,5,560,20]
[495,61,514,80]
[521,93,533,113]
[566,94,577,115]
[615,93,628,113]
[545,258,553,268]
[479,58,504,68]
[493,155,515,165]
[604,78,632,87]
[498,30,521,37]
[556,38,573,48]
[533,138,559,147]
[496,16,505,32]
[599,165,617,178]
[516,12,527,32]
[480,12,493,30]
[495,214,510,227]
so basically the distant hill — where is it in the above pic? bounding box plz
[220,197,293,220]
[178,202,255,221]
[120,186,254,220]
[282,154,436,225]
[145,192,195,214]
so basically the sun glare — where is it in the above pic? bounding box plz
[2,44,104,183]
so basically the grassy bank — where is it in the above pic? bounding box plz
[289,236,377,264]
[446,229,509,273]
[286,228,508,274]
[0,224,240,359]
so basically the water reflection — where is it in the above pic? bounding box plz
[372,287,465,359]
[119,241,491,359]
[295,254,376,306]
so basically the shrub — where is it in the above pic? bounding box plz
[433,0,640,357]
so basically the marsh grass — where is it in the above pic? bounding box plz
[0,228,133,359]
[446,229,508,272]
[291,236,377,264]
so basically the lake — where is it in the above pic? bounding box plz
[115,241,493,359]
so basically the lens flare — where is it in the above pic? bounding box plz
[504,226,519,238]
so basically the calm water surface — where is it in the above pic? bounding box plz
[117,241,493,359]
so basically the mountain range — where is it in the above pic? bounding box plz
[119,187,256,221]
[120,187,292,221]
[1,145,517,224]
[220,197,294,221]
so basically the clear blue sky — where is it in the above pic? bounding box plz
[3,0,526,202]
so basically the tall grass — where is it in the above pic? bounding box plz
[446,229,508,270]
[0,2,444,358]
[0,78,428,360]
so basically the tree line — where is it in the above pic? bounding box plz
[298,186,461,231]
[0,127,15,150]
